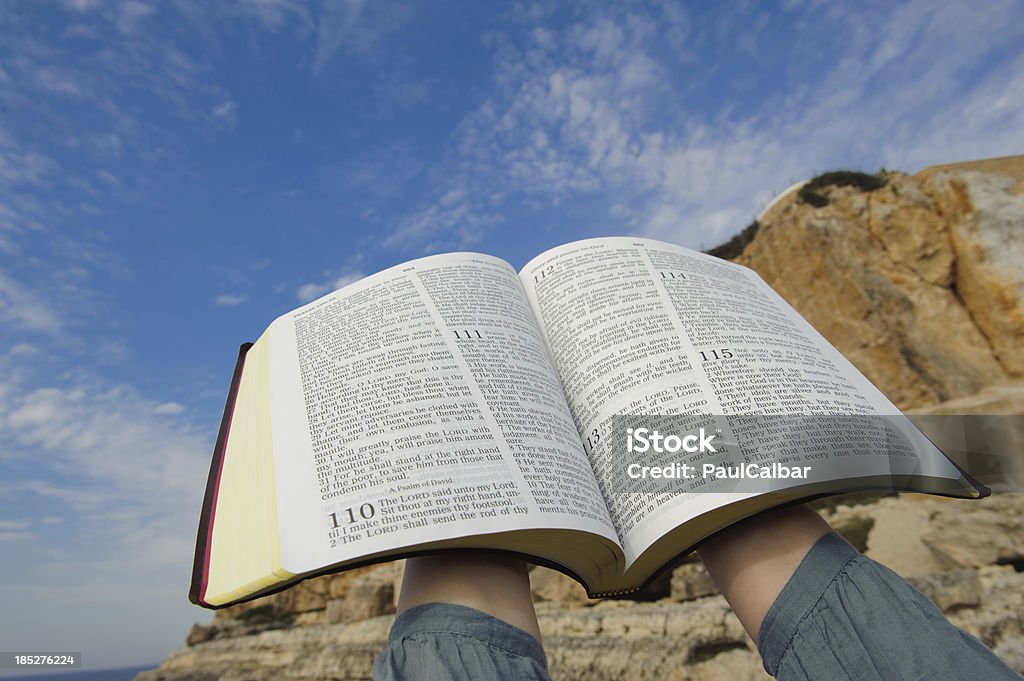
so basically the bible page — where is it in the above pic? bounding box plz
[267,252,617,575]
[521,237,964,566]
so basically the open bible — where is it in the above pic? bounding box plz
[190,237,986,608]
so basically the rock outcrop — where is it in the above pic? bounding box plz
[737,157,1024,409]
[141,157,1024,680]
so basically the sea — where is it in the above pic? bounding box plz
[0,665,156,681]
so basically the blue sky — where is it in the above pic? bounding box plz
[0,0,1022,672]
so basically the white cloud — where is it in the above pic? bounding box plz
[96,169,121,186]
[214,293,247,306]
[31,64,88,97]
[311,0,411,70]
[387,1,1024,251]
[0,372,215,665]
[296,271,364,303]
[0,149,56,186]
[384,197,497,252]
[0,374,213,653]
[1,382,209,513]
[116,1,155,35]
[0,519,31,530]
[230,0,313,32]
[210,99,237,126]
[0,271,63,334]
[63,0,102,11]
[439,188,465,207]
[8,343,37,356]
[153,401,185,415]
[313,0,368,70]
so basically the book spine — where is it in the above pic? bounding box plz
[189,343,253,607]
[591,587,643,598]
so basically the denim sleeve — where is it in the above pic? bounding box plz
[373,602,551,681]
[758,531,1022,680]
[375,534,1020,681]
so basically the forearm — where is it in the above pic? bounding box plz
[396,551,542,642]
[697,504,832,642]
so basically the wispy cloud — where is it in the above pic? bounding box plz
[385,1,1024,251]
[0,373,211,663]
[296,270,364,302]
[210,99,237,126]
[384,195,498,252]
[227,0,313,32]
[314,0,366,69]
[115,1,155,35]
[0,519,33,542]
[0,271,63,334]
[153,401,185,415]
[214,293,247,306]
[0,375,210,572]
[0,519,31,530]
[8,343,37,356]
[312,0,412,71]
[318,139,425,220]
[0,148,56,186]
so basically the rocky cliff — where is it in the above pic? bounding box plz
[737,157,1024,409]
[140,156,1024,681]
